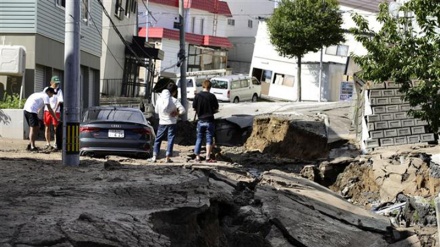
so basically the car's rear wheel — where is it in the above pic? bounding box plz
[233,97,240,103]
[252,94,258,102]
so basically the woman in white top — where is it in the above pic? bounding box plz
[149,82,186,163]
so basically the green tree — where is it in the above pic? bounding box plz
[267,0,345,101]
[351,1,440,132]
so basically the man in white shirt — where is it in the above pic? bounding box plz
[43,76,63,149]
[23,87,58,151]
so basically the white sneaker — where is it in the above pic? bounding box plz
[148,156,157,162]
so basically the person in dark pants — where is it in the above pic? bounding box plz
[192,80,219,162]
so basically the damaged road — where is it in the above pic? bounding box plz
[0,149,399,247]
[0,101,435,246]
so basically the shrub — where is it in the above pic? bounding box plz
[0,93,26,109]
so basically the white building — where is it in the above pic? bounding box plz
[138,0,233,77]
[250,0,384,102]
[223,0,275,74]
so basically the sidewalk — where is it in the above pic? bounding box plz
[0,137,30,151]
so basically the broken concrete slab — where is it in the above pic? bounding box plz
[244,115,328,161]
[256,172,391,246]
[259,170,391,233]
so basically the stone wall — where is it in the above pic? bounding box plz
[362,81,435,152]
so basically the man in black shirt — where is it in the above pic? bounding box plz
[192,80,219,162]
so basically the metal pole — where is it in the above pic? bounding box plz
[145,0,149,42]
[63,0,81,166]
[435,193,440,247]
[318,48,323,102]
[179,0,188,121]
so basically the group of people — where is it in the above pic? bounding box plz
[23,76,63,151]
[22,75,216,160]
[149,79,219,163]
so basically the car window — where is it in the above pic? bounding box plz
[85,109,144,123]
[241,79,249,88]
[231,80,241,89]
[252,77,260,85]
[195,79,204,87]
[211,79,228,89]
[177,79,194,88]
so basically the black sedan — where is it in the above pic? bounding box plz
[79,106,155,158]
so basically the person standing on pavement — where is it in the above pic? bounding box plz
[43,76,63,149]
[192,79,219,162]
[23,87,58,151]
[149,82,186,163]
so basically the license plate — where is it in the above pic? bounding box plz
[108,129,124,138]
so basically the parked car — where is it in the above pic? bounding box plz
[209,75,261,103]
[79,106,155,158]
[176,76,205,100]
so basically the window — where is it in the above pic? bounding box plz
[227,19,235,26]
[252,77,260,85]
[81,0,90,25]
[273,73,295,87]
[231,80,241,89]
[240,79,249,88]
[248,20,253,28]
[263,70,272,83]
[125,0,136,18]
[191,17,196,33]
[56,0,65,8]
[200,19,204,35]
[211,79,228,89]
[131,0,137,14]
[114,0,124,19]
[325,44,349,57]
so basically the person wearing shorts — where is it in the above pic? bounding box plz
[23,87,58,151]
[192,79,219,162]
[44,76,63,149]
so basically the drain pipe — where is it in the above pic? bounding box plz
[435,193,440,246]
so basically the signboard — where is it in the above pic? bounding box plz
[340,81,354,101]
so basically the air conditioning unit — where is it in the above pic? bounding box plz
[0,45,26,76]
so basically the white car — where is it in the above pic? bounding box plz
[210,75,261,103]
[176,76,205,100]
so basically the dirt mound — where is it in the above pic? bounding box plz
[244,115,328,161]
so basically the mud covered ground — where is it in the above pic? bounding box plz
[0,101,438,246]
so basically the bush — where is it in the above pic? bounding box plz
[0,93,26,109]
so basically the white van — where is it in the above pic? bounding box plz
[210,75,261,103]
[176,69,229,100]
[176,76,205,100]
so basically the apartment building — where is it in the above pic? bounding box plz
[250,0,384,102]
[0,0,101,108]
[138,0,233,78]
[223,0,275,74]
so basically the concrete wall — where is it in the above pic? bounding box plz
[0,109,28,140]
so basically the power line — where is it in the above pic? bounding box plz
[96,0,152,62]
[82,0,124,72]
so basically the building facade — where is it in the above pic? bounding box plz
[0,0,102,109]
[223,0,275,74]
[250,1,382,102]
[138,0,233,78]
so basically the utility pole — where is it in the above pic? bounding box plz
[179,0,188,121]
[318,48,323,102]
[63,0,81,166]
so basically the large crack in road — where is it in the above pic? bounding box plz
[0,155,393,247]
